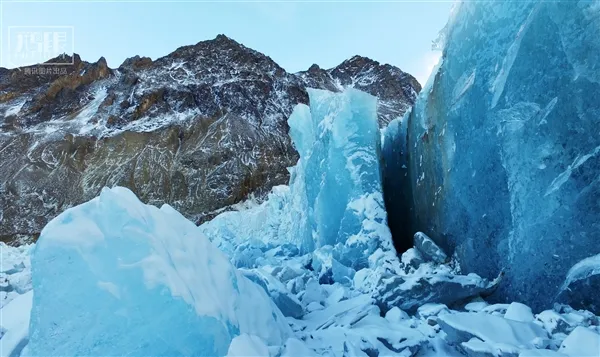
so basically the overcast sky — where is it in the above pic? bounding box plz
[1,1,453,85]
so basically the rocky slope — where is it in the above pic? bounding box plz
[0,35,420,245]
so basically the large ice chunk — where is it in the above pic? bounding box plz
[558,326,600,357]
[0,290,33,357]
[201,88,395,270]
[27,187,291,356]
[288,88,391,252]
[387,0,600,311]
[438,312,549,350]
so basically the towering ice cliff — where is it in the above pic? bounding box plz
[384,1,600,312]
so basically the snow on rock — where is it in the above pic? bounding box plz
[373,264,500,313]
[385,307,410,323]
[535,310,572,335]
[294,294,429,357]
[414,232,448,264]
[465,299,490,313]
[519,350,567,357]
[27,186,291,356]
[438,312,550,351]
[0,243,33,308]
[0,290,33,357]
[400,248,425,273]
[461,337,520,357]
[558,326,600,357]
[417,303,451,320]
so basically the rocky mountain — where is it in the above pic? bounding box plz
[0,34,420,245]
[297,56,420,125]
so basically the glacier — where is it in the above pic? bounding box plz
[384,0,600,312]
[3,1,600,355]
[4,82,600,356]
[26,187,291,356]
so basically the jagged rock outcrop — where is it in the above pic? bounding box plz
[0,35,420,245]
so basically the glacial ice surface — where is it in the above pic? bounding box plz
[388,0,600,311]
[201,88,395,270]
[26,187,290,356]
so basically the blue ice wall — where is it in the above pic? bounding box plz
[397,1,600,311]
[289,89,387,250]
[201,88,395,270]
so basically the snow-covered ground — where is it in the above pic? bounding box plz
[2,229,600,357]
[0,243,33,308]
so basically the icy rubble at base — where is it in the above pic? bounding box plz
[0,291,32,357]
[0,243,33,308]
[2,191,600,357]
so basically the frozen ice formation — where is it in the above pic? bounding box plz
[26,187,291,356]
[438,312,550,350]
[556,253,600,312]
[201,88,395,269]
[558,326,600,357]
[384,0,600,312]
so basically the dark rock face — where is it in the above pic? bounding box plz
[0,35,420,245]
[384,2,600,312]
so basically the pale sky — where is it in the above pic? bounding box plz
[0,1,452,85]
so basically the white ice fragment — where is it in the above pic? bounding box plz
[465,300,489,312]
[438,312,549,350]
[385,307,410,323]
[558,326,600,357]
[505,302,535,323]
[226,334,270,357]
[281,338,317,357]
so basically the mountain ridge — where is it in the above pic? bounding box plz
[0,34,420,245]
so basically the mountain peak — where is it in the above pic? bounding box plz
[342,55,379,67]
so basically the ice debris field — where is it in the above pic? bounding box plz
[2,88,600,357]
